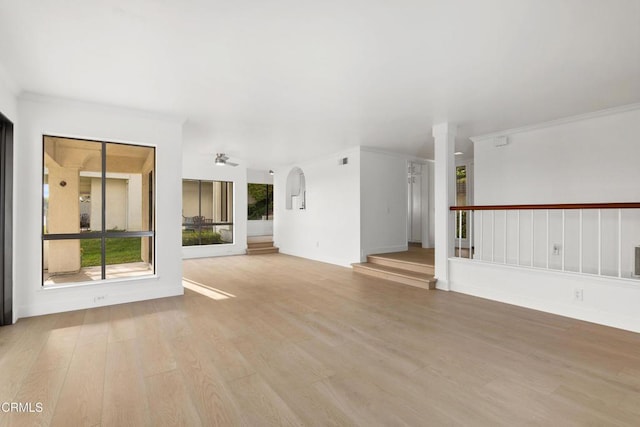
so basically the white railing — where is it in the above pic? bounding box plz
[451,203,640,280]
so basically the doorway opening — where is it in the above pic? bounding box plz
[0,112,13,325]
[247,176,278,254]
[407,161,426,246]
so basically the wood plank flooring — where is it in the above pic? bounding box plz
[2,253,640,426]
[370,246,435,266]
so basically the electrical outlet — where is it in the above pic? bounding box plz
[553,244,561,255]
[93,295,107,303]
[573,289,583,301]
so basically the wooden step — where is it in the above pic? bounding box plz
[246,246,279,255]
[247,241,274,249]
[352,262,437,290]
[367,255,434,275]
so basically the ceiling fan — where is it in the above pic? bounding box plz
[214,153,239,167]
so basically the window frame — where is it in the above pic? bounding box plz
[182,179,235,246]
[41,135,156,286]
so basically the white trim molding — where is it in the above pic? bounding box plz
[470,102,640,143]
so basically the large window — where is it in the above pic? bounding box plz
[247,183,274,220]
[182,180,234,246]
[43,136,155,285]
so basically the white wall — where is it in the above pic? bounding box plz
[454,105,640,333]
[247,220,273,237]
[16,94,184,319]
[274,147,361,267]
[247,169,274,185]
[182,153,248,258]
[360,148,410,259]
[0,66,17,122]
[474,107,640,204]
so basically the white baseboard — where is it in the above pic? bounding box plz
[18,285,183,319]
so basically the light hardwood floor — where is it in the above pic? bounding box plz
[2,253,640,426]
[371,246,435,266]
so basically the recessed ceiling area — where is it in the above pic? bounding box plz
[1,0,638,168]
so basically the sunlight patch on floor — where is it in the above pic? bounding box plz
[182,278,236,300]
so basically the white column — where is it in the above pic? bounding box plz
[433,122,456,290]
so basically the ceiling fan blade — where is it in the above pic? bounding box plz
[226,161,239,167]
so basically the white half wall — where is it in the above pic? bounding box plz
[461,104,640,332]
[360,148,410,259]
[274,147,360,267]
[450,259,640,333]
[182,153,248,258]
[15,94,184,319]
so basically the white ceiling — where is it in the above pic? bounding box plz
[0,0,638,168]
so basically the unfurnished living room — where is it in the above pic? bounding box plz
[1,1,640,426]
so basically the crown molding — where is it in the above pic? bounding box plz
[470,102,640,144]
[360,146,434,163]
[18,92,187,125]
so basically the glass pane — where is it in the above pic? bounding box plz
[213,181,233,223]
[182,180,234,246]
[182,180,200,221]
[216,224,234,244]
[43,136,102,235]
[43,238,101,285]
[199,224,234,245]
[248,183,268,220]
[105,237,154,279]
[456,166,467,206]
[182,180,200,245]
[267,185,274,220]
[200,181,214,222]
[182,228,201,246]
[456,211,467,239]
[105,143,155,232]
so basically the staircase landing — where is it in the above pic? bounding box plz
[247,235,279,255]
[352,246,436,290]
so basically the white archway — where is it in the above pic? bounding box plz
[285,167,306,210]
